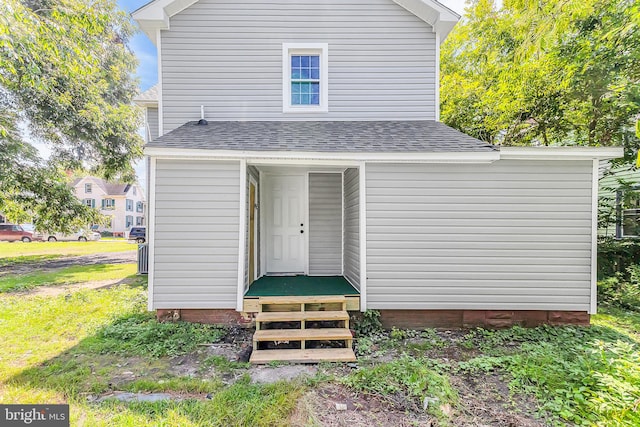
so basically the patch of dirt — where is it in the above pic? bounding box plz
[0,251,136,276]
[250,364,317,384]
[290,383,435,427]
[17,277,137,297]
[450,372,547,427]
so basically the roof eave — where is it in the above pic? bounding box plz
[133,0,460,45]
[499,146,624,160]
[144,146,500,163]
[132,0,199,44]
[392,0,460,41]
[133,99,159,107]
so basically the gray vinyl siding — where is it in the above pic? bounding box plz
[147,107,159,141]
[343,168,360,289]
[309,173,342,275]
[160,0,436,132]
[366,160,594,311]
[153,159,240,309]
[245,165,260,289]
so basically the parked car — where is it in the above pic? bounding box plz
[0,224,34,242]
[128,227,146,243]
[37,230,101,242]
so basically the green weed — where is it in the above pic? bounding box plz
[342,356,457,422]
[201,355,250,373]
[352,309,383,336]
[88,312,227,358]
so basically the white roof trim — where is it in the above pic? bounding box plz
[132,0,199,40]
[500,147,623,160]
[145,146,624,162]
[392,0,459,41]
[144,147,500,163]
[133,0,460,44]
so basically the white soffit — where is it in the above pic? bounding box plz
[499,146,624,160]
[132,0,199,41]
[392,0,460,41]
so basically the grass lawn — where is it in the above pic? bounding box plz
[0,275,303,426]
[0,263,138,292]
[1,263,638,426]
[0,240,135,260]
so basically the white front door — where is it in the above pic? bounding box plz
[265,174,306,274]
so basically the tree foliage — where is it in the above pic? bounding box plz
[441,0,640,160]
[0,0,142,231]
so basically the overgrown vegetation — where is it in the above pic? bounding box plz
[0,278,304,426]
[342,356,457,422]
[597,238,640,279]
[459,325,640,425]
[352,309,383,336]
[90,313,227,358]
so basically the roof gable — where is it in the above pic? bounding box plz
[132,0,459,42]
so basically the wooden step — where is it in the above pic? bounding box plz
[250,348,356,364]
[258,295,346,305]
[253,328,353,342]
[256,310,349,323]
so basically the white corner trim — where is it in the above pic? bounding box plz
[282,43,329,114]
[248,175,258,284]
[359,163,367,312]
[156,29,164,137]
[590,159,598,315]
[147,157,157,311]
[304,172,310,275]
[435,31,441,122]
[499,146,623,160]
[259,170,266,278]
[237,159,247,312]
[341,171,345,277]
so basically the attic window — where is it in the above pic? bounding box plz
[282,43,328,113]
[85,183,92,193]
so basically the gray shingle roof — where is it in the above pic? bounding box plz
[133,84,158,104]
[147,120,497,153]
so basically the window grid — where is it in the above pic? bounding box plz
[291,55,320,106]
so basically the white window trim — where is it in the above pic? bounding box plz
[282,43,329,113]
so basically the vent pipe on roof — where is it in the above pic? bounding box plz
[197,105,208,125]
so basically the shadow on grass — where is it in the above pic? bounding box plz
[6,287,301,427]
[0,263,138,293]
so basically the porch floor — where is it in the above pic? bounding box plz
[245,275,359,297]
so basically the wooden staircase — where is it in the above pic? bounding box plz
[249,295,357,364]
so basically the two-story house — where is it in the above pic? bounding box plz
[73,176,146,237]
[133,0,621,362]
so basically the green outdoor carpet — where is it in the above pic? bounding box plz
[245,275,359,297]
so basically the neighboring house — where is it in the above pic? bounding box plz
[0,214,5,224]
[133,0,621,361]
[72,176,146,236]
[599,164,640,238]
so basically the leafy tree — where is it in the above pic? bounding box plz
[441,0,640,160]
[0,0,142,232]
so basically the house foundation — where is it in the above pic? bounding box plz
[157,309,589,328]
[379,309,590,329]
